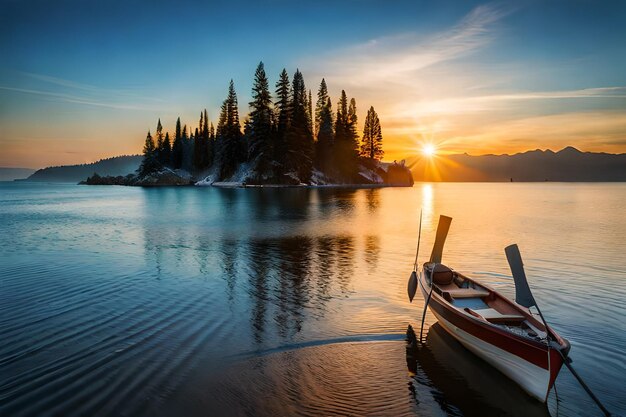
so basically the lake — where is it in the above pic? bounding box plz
[0,182,624,416]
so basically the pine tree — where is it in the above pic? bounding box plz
[333,91,359,182]
[193,112,205,172]
[139,130,159,175]
[315,78,329,137]
[285,69,314,181]
[360,106,384,160]
[203,109,211,168]
[335,90,349,143]
[215,80,242,179]
[308,89,313,132]
[155,119,164,163]
[163,132,172,166]
[315,96,334,173]
[182,124,193,172]
[247,62,274,181]
[274,69,291,170]
[143,130,155,155]
[172,117,183,169]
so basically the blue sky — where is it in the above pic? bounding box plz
[1,0,625,167]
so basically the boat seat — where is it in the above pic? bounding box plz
[444,288,490,299]
[468,308,525,324]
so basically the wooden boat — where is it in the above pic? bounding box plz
[408,215,570,402]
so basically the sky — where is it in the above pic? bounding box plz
[1,0,625,168]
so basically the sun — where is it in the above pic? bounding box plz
[422,143,437,157]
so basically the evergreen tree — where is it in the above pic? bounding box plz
[308,89,313,132]
[315,96,334,173]
[155,119,164,162]
[193,112,205,172]
[274,69,291,169]
[285,69,314,181]
[143,130,155,155]
[162,132,172,166]
[315,78,329,137]
[209,121,215,167]
[247,62,274,180]
[182,124,193,172]
[203,109,211,168]
[335,90,349,143]
[333,91,359,182]
[172,117,183,169]
[139,130,159,175]
[347,98,359,143]
[215,79,242,179]
[360,106,384,160]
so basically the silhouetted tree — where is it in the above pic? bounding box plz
[360,106,384,160]
[308,89,313,132]
[274,69,291,171]
[333,91,359,181]
[247,62,275,180]
[315,96,334,173]
[285,69,313,181]
[172,117,183,169]
[215,79,242,179]
[155,119,164,162]
[139,130,159,175]
[182,124,193,172]
[162,132,172,166]
[315,78,329,137]
[193,111,208,172]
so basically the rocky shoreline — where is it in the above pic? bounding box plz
[80,160,414,188]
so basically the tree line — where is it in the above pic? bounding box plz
[140,62,384,184]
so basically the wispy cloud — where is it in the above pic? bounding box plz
[303,2,626,156]
[0,85,161,111]
[314,2,513,87]
[1,72,164,111]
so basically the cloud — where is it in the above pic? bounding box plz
[313,2,513,87]
[0,72,164,111]
[434,111,626,154]
[301,2,626,157]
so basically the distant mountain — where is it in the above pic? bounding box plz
[0,167,36,181]
[25,155,142,183]
[410,147,626,182]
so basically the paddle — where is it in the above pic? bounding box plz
[414,215,453,342]
[505,244,612,416]
[407,210,422,303]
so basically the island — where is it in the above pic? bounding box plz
[78,62,413,188]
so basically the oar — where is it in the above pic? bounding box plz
[419,264,436,343]
[505,244,612,417]
[413,215,453,342]
[407,210,422,303]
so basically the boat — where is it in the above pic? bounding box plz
[407,215,571,402]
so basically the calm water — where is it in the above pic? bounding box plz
[0,182,624,416]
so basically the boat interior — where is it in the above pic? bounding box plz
[424,263,548,341]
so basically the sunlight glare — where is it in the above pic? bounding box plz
[422,144,436,157]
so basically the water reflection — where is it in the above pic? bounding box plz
[406,324,552,417]
[140,188,373,348]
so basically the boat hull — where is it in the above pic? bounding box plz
[419,278,563,402]
[432,310,551,401]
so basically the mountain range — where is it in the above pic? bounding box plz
[0,168,36,181]
[16,147,626,183]
[23,155,142,183]
[409,147,626,182]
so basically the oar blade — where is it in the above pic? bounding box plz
[429,215,452,264]
[408,271,418,302]
[504,244,536,308]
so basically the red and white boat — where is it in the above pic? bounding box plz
[408,215,571,402]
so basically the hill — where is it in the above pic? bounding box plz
[410,147,626,182]
[0,168,36,181]
[25,155,142,183]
